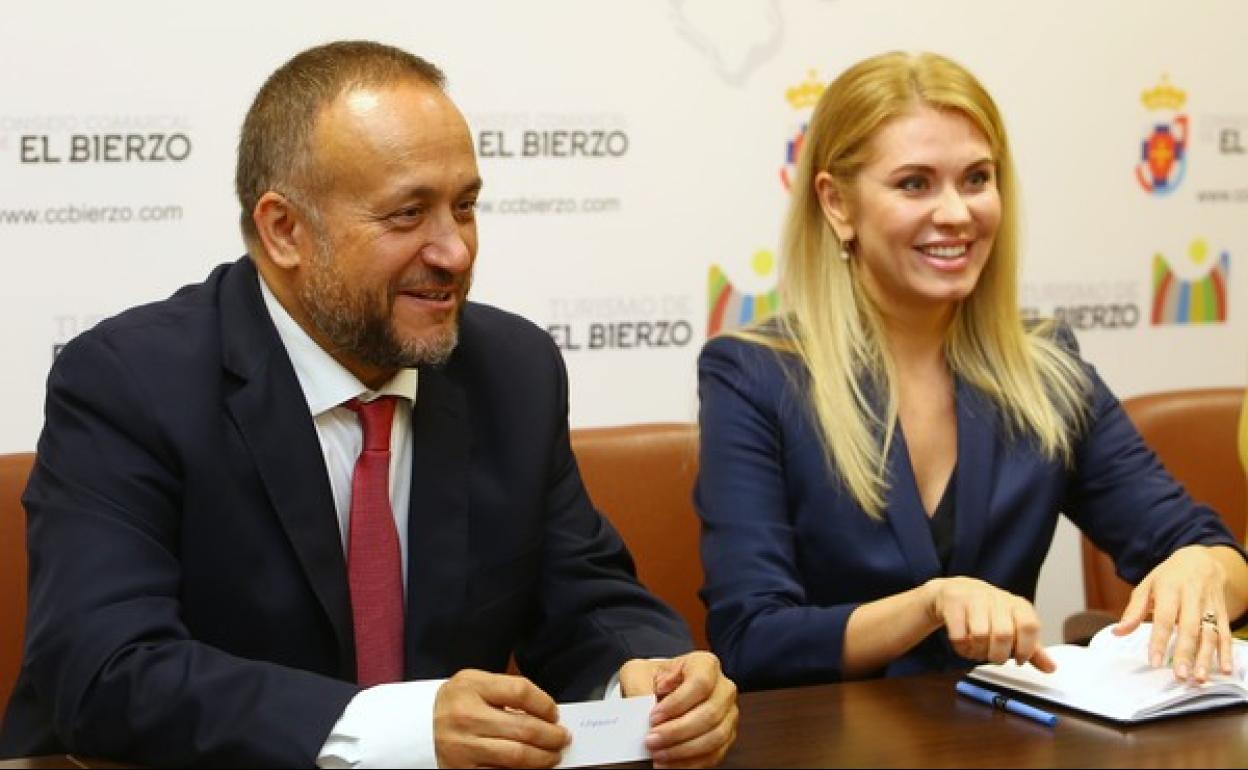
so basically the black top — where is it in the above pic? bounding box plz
[927,470,957,574]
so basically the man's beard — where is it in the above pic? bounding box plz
[300,238,466,370]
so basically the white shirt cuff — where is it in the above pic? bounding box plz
[603,669,624,700]
[316,679,446,769]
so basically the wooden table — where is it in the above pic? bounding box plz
[708,671,1248,768]
[4,672,1246,768]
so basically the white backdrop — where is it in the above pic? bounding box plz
[2,0,1245,642]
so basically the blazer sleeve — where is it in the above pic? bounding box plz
[1061,363,1247,585]
[695,336,861,689]
[16,330,358,767]
[513,335,692,699]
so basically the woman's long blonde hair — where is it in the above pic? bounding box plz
[741,51,1089,520]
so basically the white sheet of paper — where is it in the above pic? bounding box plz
[555,694,656,768]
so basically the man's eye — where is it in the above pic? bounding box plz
[390,207,424,222]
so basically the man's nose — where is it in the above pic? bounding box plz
[420,218,473,273]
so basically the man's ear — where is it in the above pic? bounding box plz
[252,192,310,270]
[814,171,855,244]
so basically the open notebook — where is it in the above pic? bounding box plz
[967,622,1248,723]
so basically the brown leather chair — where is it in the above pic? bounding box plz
[1064,388,1247,643]
[570,423,706,650]
[1,452,35,714]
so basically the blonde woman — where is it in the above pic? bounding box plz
[695,51,1248,690]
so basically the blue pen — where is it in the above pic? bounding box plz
[956,680,1058,727]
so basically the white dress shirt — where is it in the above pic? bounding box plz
[258,278,444,768]
[260,277,626,768]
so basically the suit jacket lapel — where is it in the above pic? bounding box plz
[404,364,471,679]
[219,257,355,674]
[947,378,995,576]
[883,376,997,585]
[883,428,944,586]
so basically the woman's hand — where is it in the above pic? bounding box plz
[925,576,1056,671]
[1114,545,1235,682]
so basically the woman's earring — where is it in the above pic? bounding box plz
[840,241,852,261]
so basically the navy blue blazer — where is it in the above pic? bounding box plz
[0,257,691,767]
[695,332,1243,692]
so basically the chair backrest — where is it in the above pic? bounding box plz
[570,423,706,649]
[1,452,34,714]
[1081,388,1247,614]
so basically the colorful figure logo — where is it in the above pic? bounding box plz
[779,70,824,192]
[709,70,823,335]
[708,250,780,336]
[1136,75,1189,196]
[780,122,808,192]
[1151,238,1229,324]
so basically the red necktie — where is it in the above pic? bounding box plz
[344,396,404,686]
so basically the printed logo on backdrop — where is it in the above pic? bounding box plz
[779,70,823,191]
[1151,238,1229,325]
[1020,282,1142,332]
[471,111,627,217]
[0,113,191,227]
[472,110,670,352]
[707,70,825,336]
[4,114,193,165]
[708,250,780,336]
[1213,120,1245,155]
[1194,114,1248,204]
[1135,75,1188,197]
[1128,72,1248,204]
[546,295,695,353]
[669,0,784,87]
[50,314,107,361]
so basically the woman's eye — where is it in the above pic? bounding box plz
[898,176,928,192]
[966,168,993,188]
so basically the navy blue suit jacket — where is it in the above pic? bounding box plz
[0,257,691,767]
[695,332,1243,692]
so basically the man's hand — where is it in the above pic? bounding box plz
[433,669,570,768]
[618,651,738,768]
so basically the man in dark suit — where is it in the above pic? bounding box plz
[0,41,737,768]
